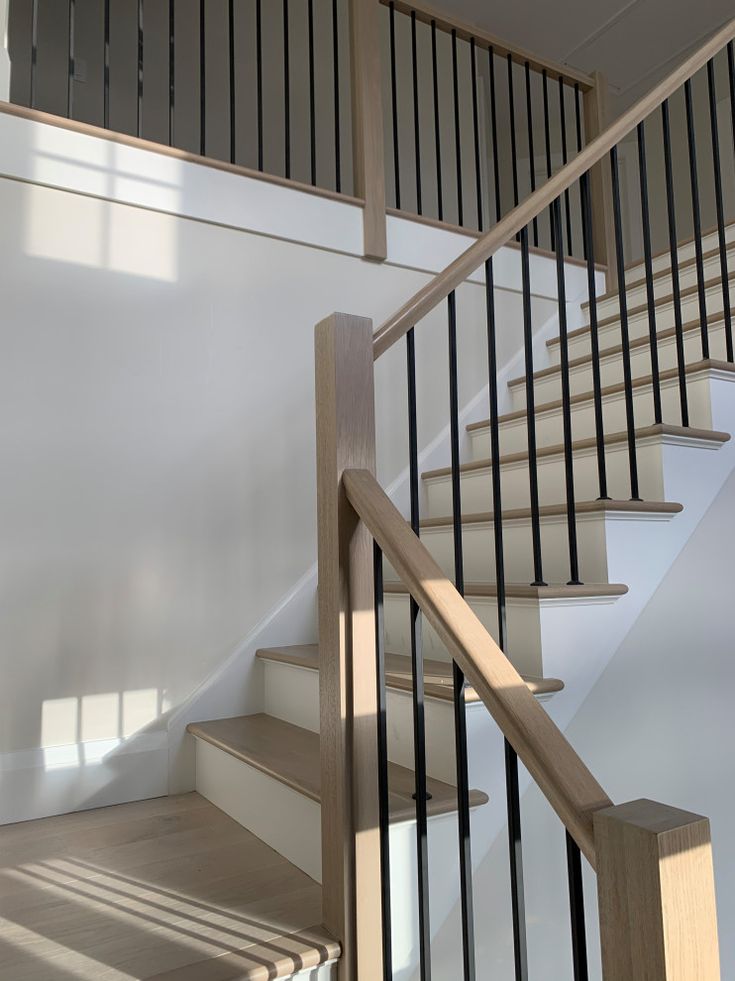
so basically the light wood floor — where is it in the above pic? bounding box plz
[0,793,339,980]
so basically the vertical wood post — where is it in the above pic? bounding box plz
[594,799,721,980]
[315,313,384,979]
[350,0,387,261]
[584,71,618,291]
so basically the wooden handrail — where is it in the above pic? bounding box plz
[342,467,612,865]
[372,15,735,360]
[379,0,594,88]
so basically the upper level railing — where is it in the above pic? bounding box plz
[316,13,732,980]
[5,0,603,262]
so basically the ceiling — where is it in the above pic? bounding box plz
[436,0,734,108]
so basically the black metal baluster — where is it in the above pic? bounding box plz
[308,0,316,185]
[447,292,477,981]
[373,540,393,980]
[506,741,529,981]
[431,21,443,221]
[30,0,39,109]
[389,2,400,209]
[256,0,263,171]
[470,39,483,231]
[283,0,290,179]
[610,146,641,500]
[167,0,174,146]
[229,0,236,164]
[486,254,529,981]
[575,84,588,260]
[685,78,710,359]
[708,58,734,362]
[411,11,422,215]
[332,0,341,192]
[566,832,589,981]
[488,47,501,224]
[729,42,735,159]
[552,198,582,584]
[199,0,205,155]
[558,77,573,256]
[525,62,538,247]
[580,172,610,499]
[520,226,546,586]
[661,100,690,427]
[136,0,143,136]
[637,121,663,424]
[406,328,432,981]
[452,30,464,226]
[104,0,111,129]
[542,70,554,249]
[68,0,75,119]
[507,55,519,210]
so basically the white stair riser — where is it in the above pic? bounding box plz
[624,224,735,284]
[383,592,544,675]
[261,658,466,782]
[425,441,667,516]
[550,279,731,364]
[595,245,735,320]
[513,325,730,407]
[470,372,719,458]
[194,736,483,972]
[415,514,622,584]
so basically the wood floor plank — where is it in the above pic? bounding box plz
[0,794,337,981]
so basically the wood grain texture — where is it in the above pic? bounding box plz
[378,0,594,87]
[314,313,381,979]
[187,714,489,820]
[255,644,564,700]
[350,0,387,260]
[594,799,721,980]
[373,17,735,358]
[342,468,612,865]
[0,793,339,981]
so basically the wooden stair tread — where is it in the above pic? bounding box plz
[522,310,734,381]
[256,644,564,700]
[425,424,729,479]
[187,714,489,820]
[467,359,735,429]
[383,580,628,599]
[418,499,683,526]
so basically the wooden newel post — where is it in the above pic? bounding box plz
[594,799,721,980]
[315,313,384,980]
[584,71,618,291]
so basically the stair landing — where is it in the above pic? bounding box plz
[0,793,338,980]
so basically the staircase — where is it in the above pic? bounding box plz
[184,210,735,977]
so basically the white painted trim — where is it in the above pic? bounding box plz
[0,2,9,102]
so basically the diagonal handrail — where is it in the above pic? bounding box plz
[342,466,612,865]
[372,15,735,360]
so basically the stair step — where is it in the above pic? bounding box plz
[517,314,731,390]
[471,358,735,432]
[418,499,684,526]
[187,714,489,821]
[256,643,564,700]
[428,424,729,478]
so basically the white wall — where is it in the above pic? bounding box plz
[0,108,575,823]
[436,467,735,979]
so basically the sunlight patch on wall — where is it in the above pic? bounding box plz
[24,128,180,281]
[39,689,161,770]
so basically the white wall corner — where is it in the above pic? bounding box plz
[0,0,9,102]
